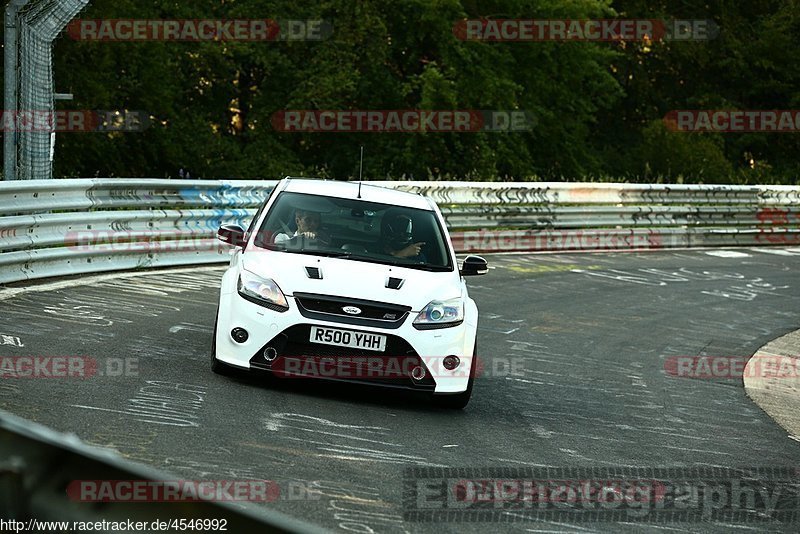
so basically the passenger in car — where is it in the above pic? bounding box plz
[380,212,426,260]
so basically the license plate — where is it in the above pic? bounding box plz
[309,326,386,352]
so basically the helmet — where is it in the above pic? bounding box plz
[381,212,413,250]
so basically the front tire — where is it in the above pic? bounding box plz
[434,344,476,410]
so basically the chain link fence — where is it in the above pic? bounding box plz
[4,0,88,180]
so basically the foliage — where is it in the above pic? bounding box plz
[36,0,800,183]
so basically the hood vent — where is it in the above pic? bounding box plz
[305,266,323,279]
[386,277,404,290]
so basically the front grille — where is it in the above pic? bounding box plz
[293,292,411,329]
[249,324,436,391]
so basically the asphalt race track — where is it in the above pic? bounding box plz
[1,248,800,533]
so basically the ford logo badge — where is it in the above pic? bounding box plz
[342,306,362,315]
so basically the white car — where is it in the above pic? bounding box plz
[212,178,488,408]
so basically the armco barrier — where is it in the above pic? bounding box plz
[0,409,323,531]
[0,179,271,283]
[1,178,799,284]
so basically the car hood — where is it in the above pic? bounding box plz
[241,251,460,311]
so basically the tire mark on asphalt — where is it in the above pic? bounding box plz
[263,413,444,467]
[72,380,207,427]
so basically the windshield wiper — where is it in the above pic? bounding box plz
[255,246,451,271]
[256,243,287,251]
[371,257,453,271]
[339,253,376,262]
[404,263,452,272]
[287,249,353,258]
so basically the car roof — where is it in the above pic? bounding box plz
[279,177,433,211]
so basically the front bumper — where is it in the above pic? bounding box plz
[215,290,476,394]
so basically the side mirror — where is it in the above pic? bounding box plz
[460,255,488,276]
[217,224,245,247]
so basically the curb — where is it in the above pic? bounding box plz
[744,328,800,441]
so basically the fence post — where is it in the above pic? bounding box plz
[3,0,29,181]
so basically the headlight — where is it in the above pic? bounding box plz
[237,270,289,311]
[413,298,464,329]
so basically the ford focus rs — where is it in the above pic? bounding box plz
[212,178,487,408]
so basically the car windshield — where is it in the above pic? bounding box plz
[253,191,453,271]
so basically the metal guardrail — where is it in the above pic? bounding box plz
[0,409,322,531]
[1,178,799,284]
[0,179,271,283]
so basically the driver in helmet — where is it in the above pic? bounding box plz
[380,212,425,259]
